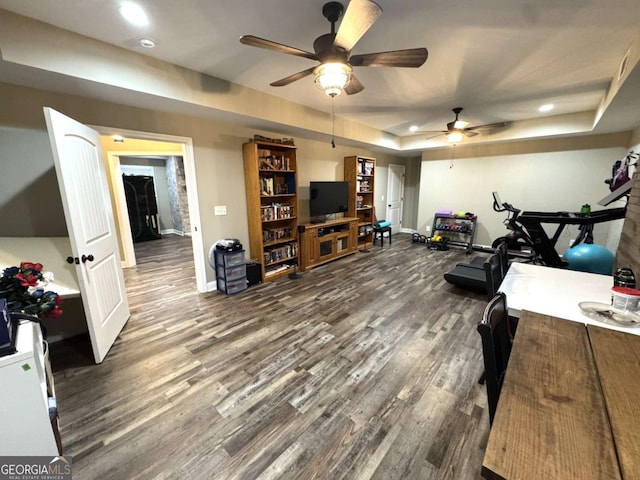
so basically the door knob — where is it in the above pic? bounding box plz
[81,254,95,263]
[66,256,79,265]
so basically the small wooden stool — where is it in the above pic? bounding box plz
[373,225,392,246]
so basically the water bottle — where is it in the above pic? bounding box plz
[614,267,636,288]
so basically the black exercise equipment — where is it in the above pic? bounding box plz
[491,192,535,253]
[491,188,630,268]
[443,243,508,299]
[517,207,626,268]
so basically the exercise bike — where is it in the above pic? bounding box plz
[490,192,535,254]
[491,190,628,268]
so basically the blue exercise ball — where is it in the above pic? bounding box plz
[563,243,615,275]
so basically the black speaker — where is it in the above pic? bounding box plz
[246,262,262,286]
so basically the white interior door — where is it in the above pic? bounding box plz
[386,164,405,233]
[44,107,130,364]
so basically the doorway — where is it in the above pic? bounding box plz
[96,128,207,293]
[119,155,190,242]
[386,164,405,234]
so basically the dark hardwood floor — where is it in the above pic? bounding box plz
[52,233,491,479]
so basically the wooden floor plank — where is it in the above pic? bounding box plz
[51,234,491,479]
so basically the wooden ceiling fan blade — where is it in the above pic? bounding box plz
[240,35,318,61]
[349,48,428,67]
[344,74,365,95]
[334,0,382,52]
[420,131,447,140]
[270,67,316,87]
[463,130,480,137]
[465,122,508,131]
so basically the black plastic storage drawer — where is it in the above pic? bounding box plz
[214,249,245,268]
[217,277,247,295]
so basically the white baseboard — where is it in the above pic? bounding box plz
[206,280,218,292]
[161,229,191,237]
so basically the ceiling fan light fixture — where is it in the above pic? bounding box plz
[447,130,464,143]
[314,62,352,97]
[453,119,469,129]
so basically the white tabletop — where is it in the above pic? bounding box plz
[500,262,640,336]
[0,237,80,298]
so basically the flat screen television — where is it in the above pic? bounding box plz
[309,181,349,218]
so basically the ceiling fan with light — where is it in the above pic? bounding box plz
[422,107,508,143]
[239,0,428,97]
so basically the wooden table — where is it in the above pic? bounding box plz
[588,325,640,480]
[482,311,622,480]
[499,262,640,336]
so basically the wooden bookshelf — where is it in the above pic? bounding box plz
[344,155,376,250]
[243,140,299,281]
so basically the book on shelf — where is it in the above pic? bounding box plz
[274,177,289,194]
[261,177,274,195]
[263,241,298,265]
[358,179,370,192]
[260,203,295,221]
[265,263,295,275]
[262,226,292,243]
[259,154,290,171]
[363,161,374,175]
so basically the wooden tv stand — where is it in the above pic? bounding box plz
[299,217,359,271]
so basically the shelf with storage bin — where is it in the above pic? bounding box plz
[244,140,300,281]
[345,155,376,250]
[432,214,477,253]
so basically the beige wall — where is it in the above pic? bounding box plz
[0,127,66,236]
[418,133,632,255]
[0,82,406,285]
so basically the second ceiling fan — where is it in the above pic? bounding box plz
[239,0,428,96]
[422,108,508,142]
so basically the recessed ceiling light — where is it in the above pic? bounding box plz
[119,2,149,27]
[139,37,156,48]
[409,125,419,132]
[539,104,554,113]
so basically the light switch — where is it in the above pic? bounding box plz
[214,205,227,216]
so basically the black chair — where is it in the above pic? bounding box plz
[477,292,514,426]
[483,253,503,300]
[494,241,509,278]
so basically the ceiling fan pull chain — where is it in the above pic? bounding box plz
[331,95,336,148]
